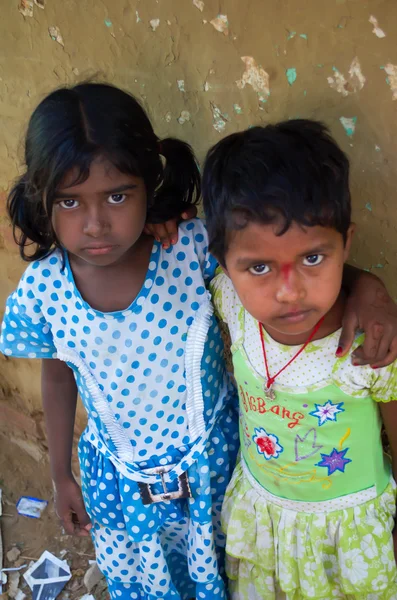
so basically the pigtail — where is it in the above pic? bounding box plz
[148,137,201,223]
[7,175,55,262]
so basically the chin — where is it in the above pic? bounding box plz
[267,317,319,338]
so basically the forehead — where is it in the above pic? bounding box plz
[58,156,138,192]
[226,221,341,260]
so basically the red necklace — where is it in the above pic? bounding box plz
[258,317,325,400]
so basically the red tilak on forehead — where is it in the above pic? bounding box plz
[281,264,292,280]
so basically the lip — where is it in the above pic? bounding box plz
[83,245,115,256]
[276,309,312,323]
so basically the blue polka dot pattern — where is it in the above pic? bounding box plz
[0,219,238,600]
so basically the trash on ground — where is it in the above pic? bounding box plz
[7,547,21,563]
[24,551,71,600]
[16,497,48,519]
[7,570,21,599]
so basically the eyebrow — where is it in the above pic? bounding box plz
[234,243,336,267]
[54,184,138,199]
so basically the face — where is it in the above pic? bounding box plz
[224,220,354,341]
[51,156,147,267]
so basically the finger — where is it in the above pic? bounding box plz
[143,224,161,242]
[72,497,92,530]
[371,337,397,369]
[164,220,179,244]
[143,224,153,236]
[352,323,383,365]
[181,206,197,221]
[337,313,358,357]
[369,333,394,368]
[154,224,172,248]
[60,510,76,535]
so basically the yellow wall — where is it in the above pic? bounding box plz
[1,0,397,427]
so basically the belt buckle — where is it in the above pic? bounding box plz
[138,467,192,505]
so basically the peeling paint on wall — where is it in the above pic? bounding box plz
[177,110,190,125]
[177,80,185,92]
[210,103,228,133]
[136,11,141,23]
[150,19,160,32]
[34,0,45,7]
[193,0,204,11]
[18,0,33,17]
[48,26,64,47]
[236,56,270,98]
[104,19,112,28]
[233,103,243,114]
[210,15,229,35]
[327,57,365,96]
[339,116,357,137]
[365,202,373,211]
[369,15,386,38]
[286,68,297,85]
[384,64,397,100]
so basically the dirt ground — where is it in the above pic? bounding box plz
[0,434,108,600]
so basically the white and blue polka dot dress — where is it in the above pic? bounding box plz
[0,219,239,600]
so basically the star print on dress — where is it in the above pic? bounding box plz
[252,427,283,460]
[316,447,352,475]
[309,400,345,426]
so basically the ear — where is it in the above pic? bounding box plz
[343,223,355,262]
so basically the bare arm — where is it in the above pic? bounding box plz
[42,358,77,482]
[42,359,91,536]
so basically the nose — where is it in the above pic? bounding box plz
[275,268,305,304]
[83,206,108,238]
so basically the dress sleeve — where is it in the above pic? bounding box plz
[181,218,218,283]
[370,362,397,403]
[0,266,57,359]
[209,269,245,346]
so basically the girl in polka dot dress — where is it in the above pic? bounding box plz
[0,83,238,600]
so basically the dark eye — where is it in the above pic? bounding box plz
[108,194,126,204]
[248,264,270,276]
[59,199,79,209]
[303,254,324,266]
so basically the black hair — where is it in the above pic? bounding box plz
[202,119,351,265]
[8,82,200,261]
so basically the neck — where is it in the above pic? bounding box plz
[263,291,346,346]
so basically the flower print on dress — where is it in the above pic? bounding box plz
[252,427,283,460]
[316,447,351,475]
[309,400,345,426]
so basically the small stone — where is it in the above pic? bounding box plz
[83,563,103,593]
[6,547,21,563]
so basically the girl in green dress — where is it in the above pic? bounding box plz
[202,119,397,599]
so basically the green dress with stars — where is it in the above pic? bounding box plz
[210,271,397,600]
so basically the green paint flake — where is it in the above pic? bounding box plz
[299,33,308,40]
[365,202,372,212]
[233,103,243,114]
[104,19,112,27]
[303,90,307,97]
[287,31,296,40]
[286,68,297,85]
[317,64,324,68]
[339,116,357,138]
